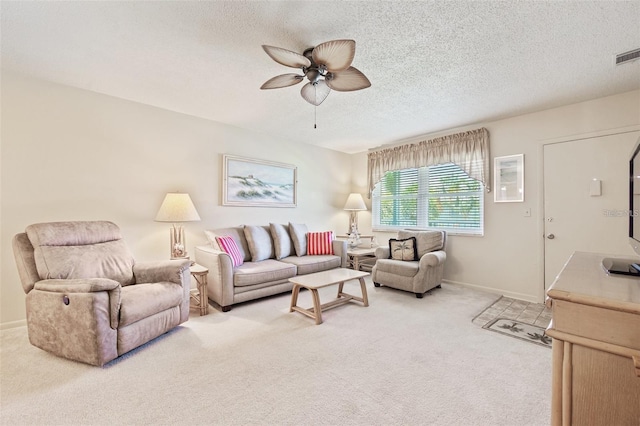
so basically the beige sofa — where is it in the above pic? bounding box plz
[12,221,191,366]
[194,223,347,311]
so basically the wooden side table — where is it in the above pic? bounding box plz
[346,247,376,271]
[189,264,209,316]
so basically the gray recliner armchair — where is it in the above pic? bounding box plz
[12,221,191,366]
[371,230,446,298]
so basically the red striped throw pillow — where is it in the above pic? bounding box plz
[215,235,244,267]
[307,231,335,255]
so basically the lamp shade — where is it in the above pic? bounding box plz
[343,193,367,211]
[155,193,201,222]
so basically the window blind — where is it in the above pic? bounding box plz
[373,163,484,235]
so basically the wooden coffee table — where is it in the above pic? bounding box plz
[288,268,369,324]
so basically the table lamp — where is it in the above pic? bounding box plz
[155,192,201,259]
[344,193,367,248]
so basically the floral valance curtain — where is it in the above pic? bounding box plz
[367,127,491,195]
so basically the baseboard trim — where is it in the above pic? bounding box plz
[443,279,541,304]
[0,319,27,330]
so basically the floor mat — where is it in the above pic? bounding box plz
[483,317,552,347]
[472,295,553,348]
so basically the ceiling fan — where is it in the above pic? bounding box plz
[260,39,371,106]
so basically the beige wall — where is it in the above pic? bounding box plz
[0,72,352,325]
[2,71,638,325]
[352,90,640,302]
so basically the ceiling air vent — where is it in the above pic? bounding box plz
[616,48,640,65]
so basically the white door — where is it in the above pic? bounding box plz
[543,131,640,290]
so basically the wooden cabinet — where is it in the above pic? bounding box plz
[546,252,640,426]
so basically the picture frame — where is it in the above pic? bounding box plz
[494,154,524,203]
[222,154,297,207]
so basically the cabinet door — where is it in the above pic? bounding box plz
[571,344,640,425]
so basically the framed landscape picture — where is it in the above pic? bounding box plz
[494,154,524,202]
[222,155,297,207]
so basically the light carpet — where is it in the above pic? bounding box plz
[0,280,551,426]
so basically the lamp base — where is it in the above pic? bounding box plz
[347,231,361,249]
[170,226,189,259]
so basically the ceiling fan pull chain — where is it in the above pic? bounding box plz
[314,85,317,129]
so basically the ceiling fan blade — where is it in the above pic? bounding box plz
[300,80,331,106]
[262,45,311,69]
[312,39,355,72]
[326,66,371,92]
[260,74,304,90]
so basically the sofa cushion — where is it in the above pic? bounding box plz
[243,225,275,262]
[280,255,341,275]
[233,260,296,287]
[215,235,244,267]
[289,223,308,256]
[26,221,135,285]
[119,282,184,327]
[307,231,334,255]
[269,223,294,259]
[389,237,418,261]
[205,227,250,262]
[204,230,218,247]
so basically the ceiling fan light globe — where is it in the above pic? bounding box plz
[300,80,331,106]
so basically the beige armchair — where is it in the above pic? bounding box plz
[12,221,191,366]
[371,230,446,298]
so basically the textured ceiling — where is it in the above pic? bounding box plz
[2,1,639,153]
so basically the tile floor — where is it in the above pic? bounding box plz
[472,296,552,328]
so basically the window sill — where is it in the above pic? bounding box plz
[372,227,484,237]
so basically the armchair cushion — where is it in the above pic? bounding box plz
[389,237,418,261]
[375,259,419,277]
[398,230,444,257]
[118,283,184,327]
[26,222,135,285]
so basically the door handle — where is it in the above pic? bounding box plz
[547,234,555,240]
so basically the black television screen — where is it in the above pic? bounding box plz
[603,136,640,276]
[630,136,640,255]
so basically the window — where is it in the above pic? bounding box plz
[372,163,484,235]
